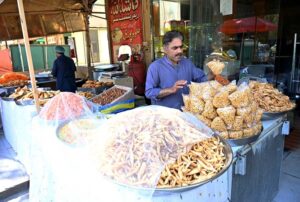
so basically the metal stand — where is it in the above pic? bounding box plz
[289,33,300,95]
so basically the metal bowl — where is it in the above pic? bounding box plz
[107,135,233,196]
[154,135,233,195]
[15,99,34,106]
[226,126,263,147]
[262,107,295,120]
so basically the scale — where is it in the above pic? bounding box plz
[101,71,124,78]
[93,64,123,80]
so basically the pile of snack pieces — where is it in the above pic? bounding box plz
[82,80,114,88]
[76,91,94,100]
[99,108,226,188]
[183,81,263,139]
[91,87,126,105]
[9,86,60,106]
[0,72,29,87]
[158,137,226,188]
[250,81,296,112]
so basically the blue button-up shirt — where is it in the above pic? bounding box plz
[145,56,207,110]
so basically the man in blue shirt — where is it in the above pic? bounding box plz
[52,46,77,93]
[145,30,207,110]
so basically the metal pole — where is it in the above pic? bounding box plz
[85,13,93,79]
[289,33,297,94]
[17,0,40,112]
[45,36,49,69]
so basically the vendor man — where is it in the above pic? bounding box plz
[145,30,207,110]
[51,46,77,93]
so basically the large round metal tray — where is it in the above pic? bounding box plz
[108,135,233,196]
[262,107,295,120]
[15,99,34,106]
[226,126,263,147]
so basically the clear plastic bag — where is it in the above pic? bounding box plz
[91,106,214,190]
[228,83,251,108]
[30,92,108,201]
[38,92,99,126]
[184,79,263,140]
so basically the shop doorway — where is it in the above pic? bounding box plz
[275,0,300,97]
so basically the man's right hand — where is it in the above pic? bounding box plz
[157,80,187,99]
[171,80,187,93]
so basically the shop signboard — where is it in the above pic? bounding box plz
[107,0,143,63]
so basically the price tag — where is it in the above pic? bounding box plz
[282,121,290,135]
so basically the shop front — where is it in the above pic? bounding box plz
[149,0,280,82]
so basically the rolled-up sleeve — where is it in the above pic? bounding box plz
[192,64,207,82]
[145,64,161,100]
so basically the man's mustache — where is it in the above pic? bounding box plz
[175,53,182,57]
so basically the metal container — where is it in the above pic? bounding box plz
[154,136,233,195]
[262,109,294,120]
[15,99,34,106]
[110,135,233,196]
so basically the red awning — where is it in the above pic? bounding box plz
[219,17,278,34]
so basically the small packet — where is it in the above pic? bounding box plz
[213,90,230,108]
[196,114,212,127]
[211,117,227,132]
[202,100,217,119]
[229,130,243,139]
[217,106,236,128]
[189,95,205,114]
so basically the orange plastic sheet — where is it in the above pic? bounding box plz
[0,49,13,75]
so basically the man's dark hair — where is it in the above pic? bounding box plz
[163,30,184,46]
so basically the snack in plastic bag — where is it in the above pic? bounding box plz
[206,59,225,75]
[189,82,207,96]
[243,127,255,137]
[196,114,212,127]
[228,84,250,108]
[221,81,237,94]
[219,131,229,139]
[39,92,96,122]
[229,130,243,139]
[244,113,255,127]
[211,117,227,132]
[209,80,223,90]
[237,107,252,117]
[232,116,243,131]
[254,108,264,123]
[200,84,217,101]
[182,94,191,110]
[190,81,217,101]
[189,95,205,114]
[202,100,217,119]
[96,106,214,188]
[213,90,230,108]
[250,101,258,112]
[216,106,236,128]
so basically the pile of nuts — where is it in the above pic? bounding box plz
[82,80,114,88]
[91,87,126,105]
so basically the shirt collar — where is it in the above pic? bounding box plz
[163,55,182,67]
